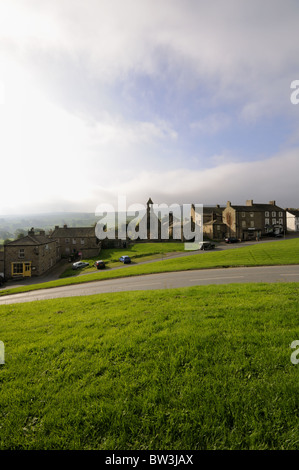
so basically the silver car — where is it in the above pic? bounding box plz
[72,261,90,270]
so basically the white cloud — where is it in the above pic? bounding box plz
[2,0,299,103]
[190,113,231,135]
[1,0,299,215]
[99,148,299,209]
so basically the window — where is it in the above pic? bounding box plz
[242,221,246,228]
[265,218,270,225]
[279,212,283,217]
[65,238,70,244]
[279,218,283,225]
[273,218,276,225]
[18,249,24,258]
[13,263,23,274]
[242,212,245,217]
[80,238,85,245]
[250,221,254,227]
[265,211,269,217]
[72,238,76,244]
[12,262,31,277]
[250,212,254,217]
[272,211,276,217]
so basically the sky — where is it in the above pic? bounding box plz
[1,0,299,216]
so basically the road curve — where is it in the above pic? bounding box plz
[0,264,299,305]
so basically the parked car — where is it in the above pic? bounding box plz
[199,241,215,250]
[94,260,106,269]
[119,255,131,264]
[72,261,90,270]
[225,237,239,243]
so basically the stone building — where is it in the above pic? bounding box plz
[50,225,101,259]
[201,205,226,240]
[4,228,58,279]
[203,219,227,240]
[223,200,286,241]
[286,209,299,232]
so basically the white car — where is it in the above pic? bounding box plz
[72,261,90,270]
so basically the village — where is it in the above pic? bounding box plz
[1,198,299,284]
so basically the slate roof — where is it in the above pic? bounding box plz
[229,203,285,212]
[203,206,225,213]
[50,226,97,238]
[203,219,226,226]
[5,234,53,246]
[286,209,299,217]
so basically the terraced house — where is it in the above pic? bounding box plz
[223,200,286,241]
[49,225,101,259]
[4,228,57,279]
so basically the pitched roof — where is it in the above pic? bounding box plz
[203,206,225,213]
[286,209,299,217]
[50,226,97,238]
[5,234,53,246]
[229,203,285,212]
[204,219,226,226]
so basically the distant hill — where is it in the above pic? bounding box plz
[0,211,137,241]
[0,212,100,239]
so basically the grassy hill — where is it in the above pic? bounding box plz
[0,283,299,449]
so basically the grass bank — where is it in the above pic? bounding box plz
[1,238,299,297]
[60,241,186,278]
[0,283,299,449]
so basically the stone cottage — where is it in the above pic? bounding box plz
[49,225,101,259]
[4,228,58,279]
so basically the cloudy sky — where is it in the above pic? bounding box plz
[1,0,299,215]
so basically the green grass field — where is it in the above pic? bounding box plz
[60,241,186,278]
[1,238,299,297]
[0,283,299,450]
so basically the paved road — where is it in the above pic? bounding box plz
[1,264,299,305]
[1,236,293,290]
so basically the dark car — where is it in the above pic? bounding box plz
[119,255,131,264]
[94,260,106,269]
[200,241,215,250]
[72,261,90,270]
[225,237,239,243]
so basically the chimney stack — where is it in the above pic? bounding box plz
[246,200,253,206]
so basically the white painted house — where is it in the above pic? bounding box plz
[286,209,299,232]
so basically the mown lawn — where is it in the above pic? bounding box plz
[0,282,299,450]
[60,241,186,278]
[1,238,299,297]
